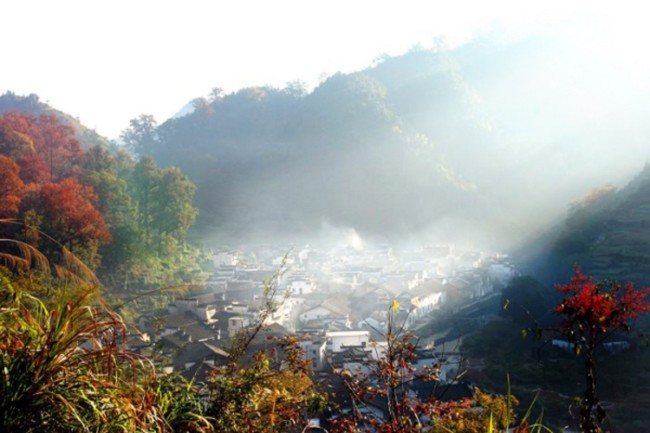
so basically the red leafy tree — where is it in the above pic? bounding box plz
[16,154,51,184]
[329,302,527,433]
[0,121,36,158]
[33,114,84,181]
[555,266,650,433]
[0,113,83,182]
[0,155,25,216]
[31,178,111,267]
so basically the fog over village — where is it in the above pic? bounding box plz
[2,2,650,432]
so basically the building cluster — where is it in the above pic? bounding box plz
[125,242,517,405]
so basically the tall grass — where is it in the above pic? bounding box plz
[0,219,212,432]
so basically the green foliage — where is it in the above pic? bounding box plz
[0,229,212,432]
[0,109,201,288]
[207,344,322,433]
[0,257,160,431]
[82,147,200,287]
[154,373,214,433]
[128,56,481,240]
[462,320,570,426]
[121,114,159,156]
[206,263,326,433]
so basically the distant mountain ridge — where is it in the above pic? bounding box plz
[136,35,650,247]
[0,92,111,150]
[132,46,523,245]
[5,32,650,251]
[140,63,483,243]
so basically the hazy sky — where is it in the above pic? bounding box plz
[1,0,646,138]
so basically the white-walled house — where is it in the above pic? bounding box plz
[298,338,327,371]
[228,316,251,338]
[326,330,370,353]
[289,279,315,296]
[410,289,445,319]
[225,302,249,315]
[300,302,348,323]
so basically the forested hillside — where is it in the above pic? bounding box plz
[0,104,201,288]
[0,92,111,149]
[126,71,476,243]
[533,164,650,285]
[127,36,650,247]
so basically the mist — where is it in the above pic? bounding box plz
[109,14,648,262]
[5,5,650,432]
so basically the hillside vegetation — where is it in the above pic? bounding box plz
[126,36,650,248]
[0,103,202,288]
[533,165,650,285]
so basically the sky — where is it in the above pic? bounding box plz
[1,0,648,139]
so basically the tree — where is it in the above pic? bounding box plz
[0,112,83,182]
[33,114,84,181]
[121,114,159,156]
[0,155,25,216]
[129,156,159,248]
[154,167,198,244]
[0,122,35,158]
[330,303,532,433]
[29,178,111,267]
[81,150,144,283]
[83,144,117,173]
[554,266,650,433]
[284,80,309,98]
[207,265,326,433]
[209,87,224,102]
[16,154,50,184]
[0,223,212,433]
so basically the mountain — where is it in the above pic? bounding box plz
[532,164,650,285]
[130,33,650,247]
[138,68,478,244]
[0,92,111,150]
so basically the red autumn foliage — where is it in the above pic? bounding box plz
[0,112,33,138]
[0,155,25,216]
[555,266,650,335]
[0,112,83,181]
[16,154,51,184]
[36,178,111,246]
[0,122,35,158]
[554,266,650,433]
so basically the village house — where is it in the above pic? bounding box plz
[287,277,316,296]
[213,250,239,267]
[300,300,351,328]
[168,296,219,324]
[326,330,370,353]
[172,341,229,371]
[298,337,327,371]
[408,280,446,320]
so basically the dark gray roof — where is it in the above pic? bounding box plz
[162,311,200,329]
[411,380,473,402]
[160,331,189,350]
[181,322,217,342]
[173,340,229,370]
